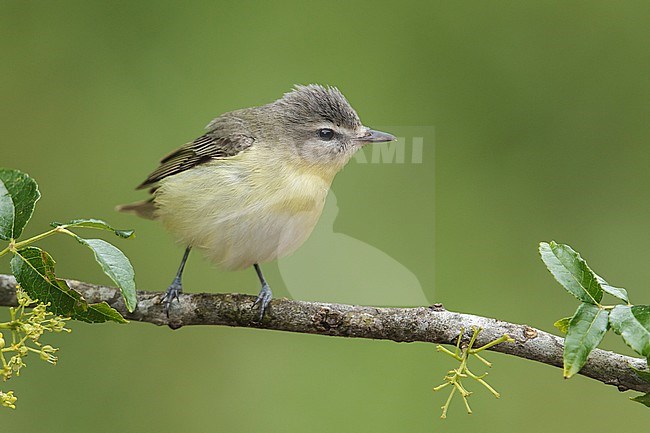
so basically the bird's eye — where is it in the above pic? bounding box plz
[318,128,334,141]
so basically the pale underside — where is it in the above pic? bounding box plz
[153,149,336,270]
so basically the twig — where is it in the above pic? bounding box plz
[0,274,647,392]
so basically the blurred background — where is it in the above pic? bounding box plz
[1,1,649,431]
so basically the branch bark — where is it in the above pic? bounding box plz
[0,274,648,393]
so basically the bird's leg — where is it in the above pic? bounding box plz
[252,263,272,320]
[162,246,192,317]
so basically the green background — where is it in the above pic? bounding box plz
[2,1,649,431]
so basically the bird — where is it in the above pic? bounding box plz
[117,84,395,319]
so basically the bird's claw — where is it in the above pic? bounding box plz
[162,278,182,318]
[252,283,272,321]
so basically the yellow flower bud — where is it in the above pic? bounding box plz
[0,391,17,409]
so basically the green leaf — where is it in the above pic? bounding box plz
[554,317,572,334]
[539,242,603,304]
[10,247,83,316]
[82,301,128,324]
[72,237,137,312]
[0,168,40,240]
[563,303,609,378]
[630,392,650,407]
[51,218,135,239]
[594,274,629,303]
[9,246,126,323]
[609,305,650,360]
[631,365,650,384]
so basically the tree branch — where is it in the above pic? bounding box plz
[0,274,648,393]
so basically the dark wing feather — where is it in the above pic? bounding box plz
[136,133,254,190]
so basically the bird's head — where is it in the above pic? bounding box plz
[260,84,395,170]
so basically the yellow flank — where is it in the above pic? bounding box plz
[153,146,340,270]
[270,196,318,214]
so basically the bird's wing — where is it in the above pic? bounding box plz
[136,133,254,190]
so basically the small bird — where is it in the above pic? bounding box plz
[118,84,395,319]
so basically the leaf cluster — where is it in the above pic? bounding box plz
[0,168,138,409]
[540,241,650,407]
[0,168,137,321]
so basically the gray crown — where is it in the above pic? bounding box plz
[274,84,362,130]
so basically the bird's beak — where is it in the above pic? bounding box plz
[355,129,396,144]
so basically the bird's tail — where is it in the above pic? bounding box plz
[115,198,157,220]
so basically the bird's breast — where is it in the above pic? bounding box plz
[154,151,336,270]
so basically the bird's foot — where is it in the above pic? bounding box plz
[161,278,182,317]
[252,283,272,321]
